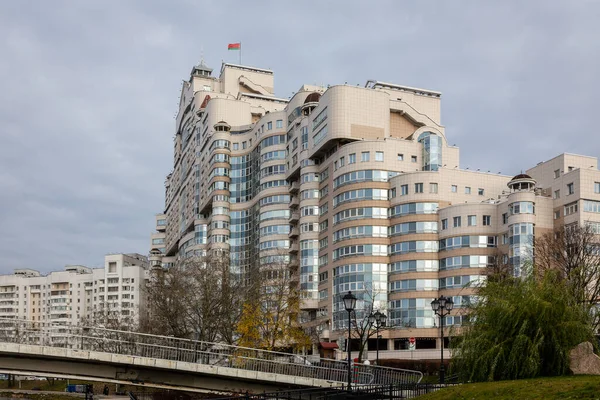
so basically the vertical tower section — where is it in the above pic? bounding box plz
[152,61,289,279]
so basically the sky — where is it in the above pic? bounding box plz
[1,0,599,273]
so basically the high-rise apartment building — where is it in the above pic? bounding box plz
[0,253,149,339]
[150,61,600,359]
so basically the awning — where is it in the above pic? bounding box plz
[319,342,339,349]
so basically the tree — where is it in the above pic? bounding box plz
[535,224,600,328]
[80,301,139,331]
[348,283,388,362]
[237,255,310,351]
[451,266,594,382]
[145,251,247,343]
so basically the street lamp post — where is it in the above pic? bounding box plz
[368,310,387,365]
[431,296,454,384]
[342,291,357,391]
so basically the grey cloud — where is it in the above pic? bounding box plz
[0,0,599,272]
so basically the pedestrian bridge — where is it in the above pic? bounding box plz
[0,319,422,393]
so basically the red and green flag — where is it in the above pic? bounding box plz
[228,43,241,50]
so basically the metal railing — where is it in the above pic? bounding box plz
[0,319,422,387]
[200,382,454,399]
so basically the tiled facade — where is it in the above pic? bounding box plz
[151,61,600,358]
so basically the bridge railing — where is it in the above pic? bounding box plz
[0,318,422,386]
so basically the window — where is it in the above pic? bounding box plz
[478,188,484,196]
[242,141,247,149]
[361,152,370,162]
[398,154,404,161]
[430,183,438,194]
[276,120,283,129]
[441,219,448,230]
[411,155,417,163]
[108,262,117,273]
[451,185,457,193]
[339,156,345,167]
[564,201,578,216]
[267,121,273,130]
[554,169,560,179]
[334,160,338,171]
[567,183,574,195]
[502,213,508,224]
[554,210,560,220]
[375,151,384,162]
[554,190,560,199]
[483,215,491,226]
[401,184,408,195]
[415,183,423,193]
[467,215,476,226]
[465,187,471,195]
[348,153,356,164]
[583,200,600,213]
[595,182,600,194]
[233,143,239,150]
[453,216,461,228]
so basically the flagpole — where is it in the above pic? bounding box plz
[240,42,242,65]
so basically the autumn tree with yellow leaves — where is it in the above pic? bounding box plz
[237,255,310,351]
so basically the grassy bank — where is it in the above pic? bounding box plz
[418,375,600,399]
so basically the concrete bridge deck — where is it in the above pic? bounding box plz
[0,319,422,393]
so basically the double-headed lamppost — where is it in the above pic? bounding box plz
[431,296,454,384]
[342,291,357,391]
[368,310,387,365]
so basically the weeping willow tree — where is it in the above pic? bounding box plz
[451,266,595,382]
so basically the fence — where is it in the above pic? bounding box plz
[195,383,454,399]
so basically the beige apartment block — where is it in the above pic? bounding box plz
[151,61,600,360]
[0,254,149,339]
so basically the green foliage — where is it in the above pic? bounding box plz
[451,269,594,382]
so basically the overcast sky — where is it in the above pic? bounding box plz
[1,0,599,273]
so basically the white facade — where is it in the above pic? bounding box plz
[0,253,149,331]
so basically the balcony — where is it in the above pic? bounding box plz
[300,298,319,310]
[288,228,299,238]
[289,196,300,209]
[289,212,300,223]
[288,181,300,194]
[289,241,299,253]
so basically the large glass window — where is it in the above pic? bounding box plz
[439,235,496,251]
[389,241,439,254]
[389,202,438,217]
[418,131,442,171]
[333,226,387,242]
[389,279,438,292]
[259,210,290,221]
[333,207,388,224]
[389,260,439,273]
[333,170,398,189]
[509,222,534,277]
[332,244,388,260]
[259,134,286,151]
[440,255,493,270]
[389,298,435,328]
[584,200,600,213]
[509,201,535,215]
[333,188,388,207]
[388,221,438,236]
